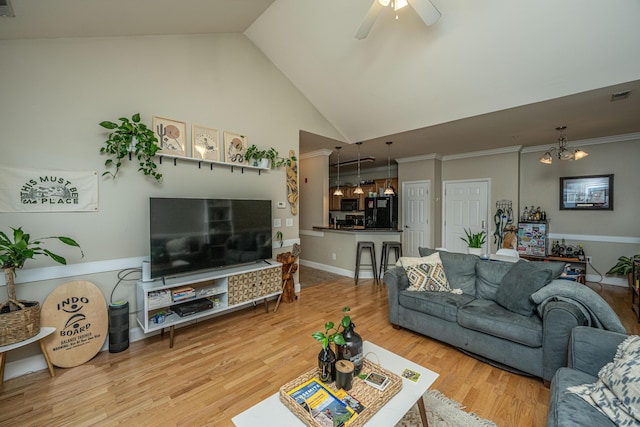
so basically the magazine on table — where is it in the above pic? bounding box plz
[287,378,357,427]
[334,389,366,414]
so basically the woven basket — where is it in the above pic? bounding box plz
[0,299,41,347]
[280,356,402,427]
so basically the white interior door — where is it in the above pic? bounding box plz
[443,179,490,253]
[402,180,430,257]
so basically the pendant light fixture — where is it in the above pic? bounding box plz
[353,142,364,195]
[333,146,344,196]
[539,126,589,164]
[384,141,395,195]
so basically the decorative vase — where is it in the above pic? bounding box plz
[318,346,336,382]
[258,158,270,169]
[337,322,364,375]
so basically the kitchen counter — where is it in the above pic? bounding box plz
[313,226,402,233]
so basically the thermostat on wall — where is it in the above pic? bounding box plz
[277,201,286,209]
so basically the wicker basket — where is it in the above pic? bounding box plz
[279,357,402,427]
[0,299,41,347]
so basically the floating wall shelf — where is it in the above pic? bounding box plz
[151,153,270,175]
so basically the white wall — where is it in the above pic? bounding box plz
[0,33,343,375]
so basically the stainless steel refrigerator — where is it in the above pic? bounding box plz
[365,196,398,229]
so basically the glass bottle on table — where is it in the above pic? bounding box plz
[577,243,585,261]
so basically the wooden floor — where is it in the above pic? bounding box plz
[0,277,637,427]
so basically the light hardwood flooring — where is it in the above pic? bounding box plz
[0,277,637,427]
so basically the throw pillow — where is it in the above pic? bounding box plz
[568,335,640,426]
[396,252,441,269]
[494,260,553,316]
[406,262,451,292]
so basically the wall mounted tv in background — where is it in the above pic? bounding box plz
[149,197,272,279]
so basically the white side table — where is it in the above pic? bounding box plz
[0,326,56,384]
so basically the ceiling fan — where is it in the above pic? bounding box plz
[355,0,441,40]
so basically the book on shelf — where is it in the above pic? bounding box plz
[287,378,357,427]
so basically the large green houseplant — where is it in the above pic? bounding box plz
[244,145,297,169]
[0,227,83,345]
[460,228,486,255]
[607,254,640,289]
[99,113,163,182]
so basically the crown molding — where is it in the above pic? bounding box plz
[442,145,522,161]
[396,153,442,164]
[299,149,333,160]
[520,132,640,154]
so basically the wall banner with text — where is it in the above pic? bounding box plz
[0,165,98,212]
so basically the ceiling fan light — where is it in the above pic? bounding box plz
[574,149,589,160]
[539,152,553,164]
[378,0,391,6]
[395,0,409,10]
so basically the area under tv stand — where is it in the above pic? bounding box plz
[136,260,282,348]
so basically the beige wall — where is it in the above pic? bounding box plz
[0,34,343,367]
[520,137,640,278]
[300,153,329,230]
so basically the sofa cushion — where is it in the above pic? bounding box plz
[530,260,566,280]
[418,248,478,295]
[399,290,475,323]
[457,299,543,348]
[494,260,552,316]
[475,259,513,301]
[549,368,615,427]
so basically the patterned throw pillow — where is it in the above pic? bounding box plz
[405,253,451,292]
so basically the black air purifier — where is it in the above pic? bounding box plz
[109,302,129,353]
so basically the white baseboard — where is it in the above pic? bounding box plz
[299,259,355,278]
[587,274,627,287]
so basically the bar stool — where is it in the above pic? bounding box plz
[355,241,378,285]
[380,241,403,278]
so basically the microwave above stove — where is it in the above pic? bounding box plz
[340,198,359,211]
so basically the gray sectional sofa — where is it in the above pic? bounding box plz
[384,248,626,383]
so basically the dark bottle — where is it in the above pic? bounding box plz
[337,322,364,375]
[551,241,560,256]
[577,243,585,261]
[318,346,336,382]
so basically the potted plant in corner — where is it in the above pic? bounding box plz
[607,254,640,289]
[460,228,486,256]
[99,113,163,182]
[0,227,83,346]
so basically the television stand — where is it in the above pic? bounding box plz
[136,261,282,348]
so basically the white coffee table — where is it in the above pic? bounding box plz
[232,340,439,427]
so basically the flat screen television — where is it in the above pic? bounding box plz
[149,197,272,279]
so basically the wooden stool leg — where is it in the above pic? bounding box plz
[169,325,175,349]
[38,340,55,378]
[0,351,6,385]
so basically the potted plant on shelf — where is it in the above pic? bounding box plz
[99,113,163,183]
[460,228,486,256]
[244,145,297,169]
[607,254,640,289]
[0,227,83,346]
[312,320,346,382]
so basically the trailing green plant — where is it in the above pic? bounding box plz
[99,113,162,182]
[311,306,352,350]
[460,228,486,248]
[607,254,640,276]
[275,231,283,247]
[0,227,83,301]
[244,145,297,169]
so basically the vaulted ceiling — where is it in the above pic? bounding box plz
[2,0,639,169]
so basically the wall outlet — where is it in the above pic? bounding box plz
[274,218,281,227]
[332,253,337,260]
[286,218,293,227]
[586,256,592,263]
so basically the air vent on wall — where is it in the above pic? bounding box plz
[610,90,631,102]
[0,0,15,17]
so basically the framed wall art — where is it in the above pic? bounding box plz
[153,116,187,157]
[192,124,221,161]
[223,131,248,165]
[560,174,613,210]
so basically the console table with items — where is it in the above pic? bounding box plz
[631,256,640,323]
[519,255,587,284]
[136,261,282,348]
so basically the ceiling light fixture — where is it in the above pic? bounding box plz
[355,0,441,39]
[539,126,588,165]
[353,142,364,195]
[384,141,395,195]
[333,146,344,196]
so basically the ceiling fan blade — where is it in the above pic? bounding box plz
[355,0,385,40]
[407,0,441,26]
